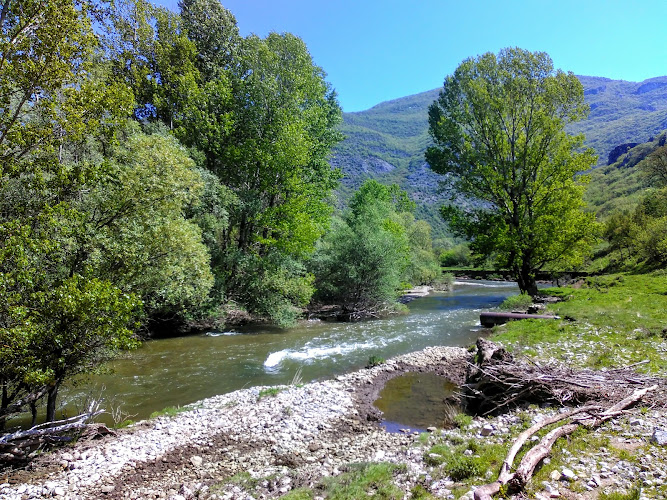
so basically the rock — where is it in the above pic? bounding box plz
[190,455,203,467]
[53,486,66,497]
[308,441,322,452]
[480,424,494,436]
[426,426,437,432]
[629,418,643,427]
[550,470,562,481]
[544,483,560,497]
[561,468,577,481]
[652,428,667,446]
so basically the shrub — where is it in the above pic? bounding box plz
[498,293,533,311]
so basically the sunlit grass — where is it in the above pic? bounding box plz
[493,271,667,374]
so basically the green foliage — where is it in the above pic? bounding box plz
[367,356,386,368]
[320,462,404,500]
[452,413,473,430]
[639,144,667,187]
[427,48,599,295]
[498,293,534,312]
[83,130,214,321]
[439,243,471,267]
[257,387,284,400]
[311,180,439,314]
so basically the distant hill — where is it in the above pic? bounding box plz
[330,76,667,235]
[585,131,667,217]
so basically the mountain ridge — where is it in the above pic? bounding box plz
[331,75,667,235]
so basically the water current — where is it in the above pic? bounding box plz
[56,280,518,423]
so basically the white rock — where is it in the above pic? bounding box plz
[190,455,203,467]
[561,468,577,481]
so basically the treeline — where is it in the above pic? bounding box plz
[0,0,441,427]
[602,145,667,267]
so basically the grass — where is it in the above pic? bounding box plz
[492,271,667,374]
[366,355,386,368]
[319,462,406,500]
[148,406,187,419]
[257,387,284,400]
[598,486,642,500]
[425,438,505,483]
[498,292,533,311]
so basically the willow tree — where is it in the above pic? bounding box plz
[426,48,598,295]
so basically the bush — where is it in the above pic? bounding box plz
[498,293,533,311]
[440,243,471,267]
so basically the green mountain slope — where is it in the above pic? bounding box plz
[585,131,666,217]
[330,76,667,234]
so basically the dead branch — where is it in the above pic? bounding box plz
[0,408,103,466]
[470,339,659,500]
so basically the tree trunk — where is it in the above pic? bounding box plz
[516,259,538,297]
[46,384,59,423]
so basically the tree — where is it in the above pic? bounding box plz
[0,0,138,425]
[426,48,598,295]
[311,180,442,316]
[639,146,667,187]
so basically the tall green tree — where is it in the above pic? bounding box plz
[426,48,598,295]
[0,0,139,424]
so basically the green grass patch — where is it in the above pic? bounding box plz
[279,488,313,500]
[149,406,187,419]
[498,293,533,311]
[366,355,386,368]
[320,462,405,500]
[425,439,505,482]
[257,387,284,400]
[492,272,667,374]
[598,486,641,500]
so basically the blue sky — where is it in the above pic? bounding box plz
[153,0,667,112]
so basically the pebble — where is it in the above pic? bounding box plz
[480,424,494,436]
[3,343,667,500]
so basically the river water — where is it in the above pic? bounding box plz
[57,280,517,423]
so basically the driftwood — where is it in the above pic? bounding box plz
[464,338,666,415]
[0,409,103,465]
[474,385,657,500]
[466,339,662,499]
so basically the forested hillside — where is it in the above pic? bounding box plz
[332,75,667,234]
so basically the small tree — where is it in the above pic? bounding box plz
[426,48,598,295]
[639,146,667,187]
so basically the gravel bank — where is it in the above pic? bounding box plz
[2,342,666,500]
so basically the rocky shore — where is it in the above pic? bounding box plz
[1,344,666,500]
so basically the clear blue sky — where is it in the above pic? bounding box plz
[153,0,667,112]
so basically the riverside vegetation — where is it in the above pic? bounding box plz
[0,0,442,428]
[2,1,667,498]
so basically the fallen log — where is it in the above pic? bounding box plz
[473,385,657,500]
[463,339,667,415]
[480,311,560,327]
[465,339,663,499]
[0,408,103,466]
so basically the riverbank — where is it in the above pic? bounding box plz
[2,340,667,500]
[3,274,667,499]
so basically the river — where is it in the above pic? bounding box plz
[56,280,517,424]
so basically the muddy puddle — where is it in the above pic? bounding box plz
[373,372,463,432]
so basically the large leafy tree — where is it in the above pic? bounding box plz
[0,0,139,424]
[426,48,598,295]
